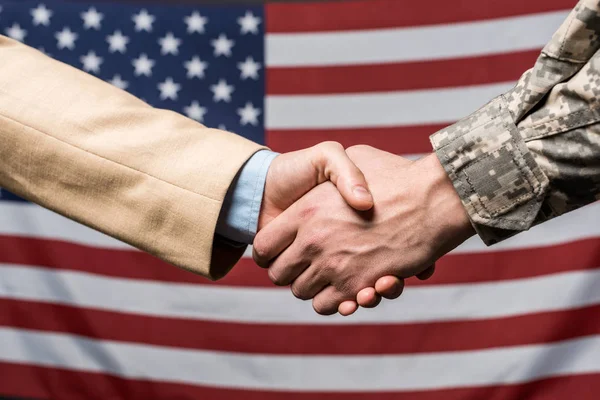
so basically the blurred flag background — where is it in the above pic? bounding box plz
[1,0,599,399]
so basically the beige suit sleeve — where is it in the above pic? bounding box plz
[0,35,265,279]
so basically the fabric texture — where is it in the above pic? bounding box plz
[431,0,600,245]
[0,35,266,279]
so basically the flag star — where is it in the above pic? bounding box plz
[158,77,181,100]
[107,30,129,53]
[184,56,208,79]
[132,9,155,32]
[158,32,181,55]
[80,51,103,74]
[81,7,103,30]
[211,79,234,102]
[55,27,77,50]
[38,47,51,57]
[237,102,261,126]
[5,24,27,42]
[31,4,53,26]
[184,101,207,122]
[184,11,208,34]
[132,53,155,77]
[211,34,234,57]
[238,11,261,35]
[238,56,261,80]
[109,75,129,90]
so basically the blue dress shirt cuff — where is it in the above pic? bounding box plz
[216,150,279,245]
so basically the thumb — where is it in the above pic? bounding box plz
[310,142,374,211]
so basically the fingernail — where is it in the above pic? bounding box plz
[353,186,373,201]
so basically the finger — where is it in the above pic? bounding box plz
[338,300,359,316]
[417,264,436,281]
[356,287,382,308]
[375,276,405,300]
[312,285,350,316]
[253,206,300,268]
[267,243,310,286]
[290,265,329,301]
[311,142,374,211]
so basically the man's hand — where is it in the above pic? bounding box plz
[257,142,374,231]
[253,145,476,316]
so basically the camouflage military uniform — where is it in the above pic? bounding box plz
[430,0,600,245]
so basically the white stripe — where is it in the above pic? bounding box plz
[1,265,599,324]
[266,11,567,67]
[1,327,599,391]
[0,199,599,257]
[266,82,513,129]
[457,201,600,253]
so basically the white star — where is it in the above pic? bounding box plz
[31,4,53,26]
[158,32,181,55]
[210,79,234,102]
[184,11,208,34]
[5,24,27,42]
[184,56,208,79]
[211,34,234,57]
[132,9,155,32]
[132,54,155,77]
[237,102,261,126]
[238,56,261,80]
[158,77,181,100]
[81,7,103,30]
[238,11,261,35]
[109,75,129,90]
[55,27,77,50]
[106,30,129,53]
[80,51,103,74]
[37,47,51,57]
[184,101,207,122]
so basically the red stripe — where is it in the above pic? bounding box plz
[266,0,573,33]
[1,362,599,400]
[266,124,445,156]
[2,299,600,355]
[267,51,537,95]
[1,235,599,288]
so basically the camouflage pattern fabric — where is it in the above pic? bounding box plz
[431,0,600,245]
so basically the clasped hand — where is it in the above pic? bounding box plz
[252,143,474,316]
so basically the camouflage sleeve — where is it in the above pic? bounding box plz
[430,0,600,245]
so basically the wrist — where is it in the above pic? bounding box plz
[418,153,475,247]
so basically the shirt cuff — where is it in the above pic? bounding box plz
[216,150,279,244]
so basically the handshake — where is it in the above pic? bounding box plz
[251,143,476,316]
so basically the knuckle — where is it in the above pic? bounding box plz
[252,239,270,264]
[291,283,311,301]
[298,204,318,221]
[268,268,286,286]
[346,144,373,158]
[313,299,336,316]
[320,262,338,279]
[300,232,326,256]
[317,141,344,153]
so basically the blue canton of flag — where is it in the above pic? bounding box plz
[0,0,265,144]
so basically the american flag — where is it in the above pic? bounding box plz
[0,0,599,399]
